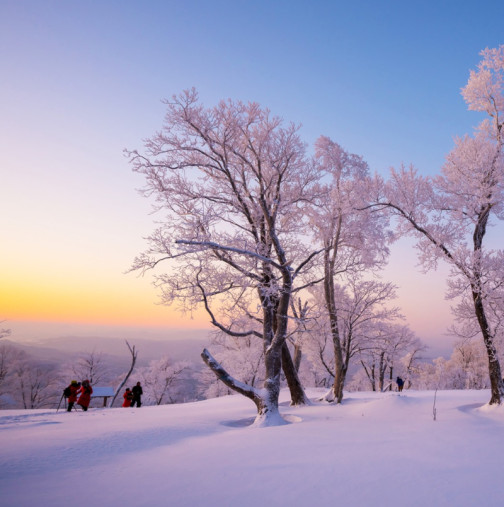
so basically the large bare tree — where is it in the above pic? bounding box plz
[128,90,322,425]
[371,46,504,404]
[309,137,392,403]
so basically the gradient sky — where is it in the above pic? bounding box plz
[1,1,503,350]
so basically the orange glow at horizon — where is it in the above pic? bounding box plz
[2,278,211,330]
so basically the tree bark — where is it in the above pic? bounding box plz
[471,204,504,404]
[323,245,345,404]
[378,352,385,392]
[201,348,268,414]
[281,342,309,406]
[293,344,302,372]
[472,288,504,404]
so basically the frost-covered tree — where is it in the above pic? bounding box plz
[414,341,490,391]
[197,362,234,399]
[139,356,191,405]
[65,350,110,386]
[450,340,489,389]
[210,331,264,387]
[288,298,312,373]
[358,323,420,392]
[302,315,338,389]
[305,277,402,398]
[12,360,60,409]
[448,266,504,357]
[129,90,324,424]
[371,46,504,404]
[308,137,392,403]
[0,344,25,406]
[196,320,265,400]
[400,340,428,389]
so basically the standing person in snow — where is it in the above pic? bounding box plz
[131,381,143,407]
[66,380,80,412]
[77,379,93,411]
[396,377,404,392]
[122,388,133,407]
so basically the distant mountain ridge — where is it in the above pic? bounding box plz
[3,331,211,366]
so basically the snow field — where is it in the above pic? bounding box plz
[0,389,503,507]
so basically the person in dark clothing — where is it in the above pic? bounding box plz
[131,381,143,407]
[396,376,404,392]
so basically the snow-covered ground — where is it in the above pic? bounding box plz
[1,389,503,507]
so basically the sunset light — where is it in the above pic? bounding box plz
[2,1,501,352]
[1,3,504,506]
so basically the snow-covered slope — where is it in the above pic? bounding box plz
[1,389,502,507]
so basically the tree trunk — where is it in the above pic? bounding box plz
[323,247,345,404]
[472,206,504,405]
[378,352,385,392]
[202,347,287,426]
[361,360,376,391]
[281,342,309,406]
[293,343,302,373]
[201,272,294,425]
[472,289,504,404]
[270,268,308,407]
[290,298,308,373]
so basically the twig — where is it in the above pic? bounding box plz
[433,388,438,421]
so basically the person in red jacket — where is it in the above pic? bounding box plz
[77,379,93,411]
[122,388,133,407]
[66,380,80,412]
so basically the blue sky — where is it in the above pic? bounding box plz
[1,1,503,352]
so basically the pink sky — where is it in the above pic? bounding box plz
[2,2,501,355]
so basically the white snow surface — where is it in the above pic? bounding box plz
[1,389,503,507]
